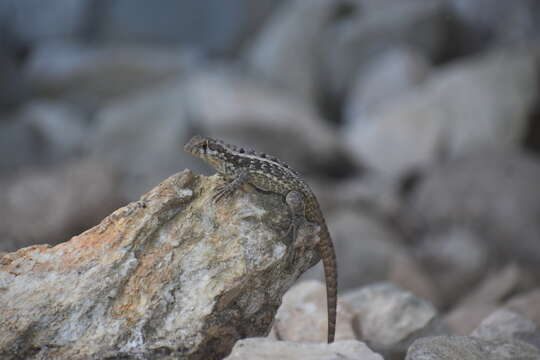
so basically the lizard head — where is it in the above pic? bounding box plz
[184,135,236,175]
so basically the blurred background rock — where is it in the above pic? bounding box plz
[0,0,539,349]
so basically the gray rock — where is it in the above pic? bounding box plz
[27,42,193,108]
[0,170,323,359]
[272,280,356,342]
[245,0,341,105]
[0,117,42,172]
[444,303,500,335]
[343,49,539,180]
[344,283,447,359]
[323,0,448,96]
[328,175,401,218]
[94,0,278,55]
[318,211,404,289]
[458,264,536,307]
[414,227,490,308]
[300,211,433,297]
[404,151,540,265]
[19,100,88,161]
[88,77,196,200]
[0,160,121,252]
[344,47,431,126]
[1,0,89,42]
[506,290,540,327]
[472,309,540,350]
[448,0,540,53]
[0,100,87,171]
[225,338,384,360]
[405,335,540,360]
[181,68,341,174]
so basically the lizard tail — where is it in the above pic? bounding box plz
[319,227,337,343]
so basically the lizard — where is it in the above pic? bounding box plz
[184,135,337,343]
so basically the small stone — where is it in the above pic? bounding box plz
[471,308,540,350]
[272,280,355,343]
[225,338,384,360]
[344,283,447,359]
[405,335,540,360]
[506,289,540,327]
[444,303,499,335]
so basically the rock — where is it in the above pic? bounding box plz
[182,68,341,174]
[272,280,355,342]
[344,283,447,359]
[0,117,42,172]
[323,0,448,96]
[472,309,540,350]
[506,290,540,327]
[448,0,540,53]
[94,0,278,55]
[343,50,539,180]
[0,27,30,110]
[0,160,121,252]
[387,251,440,307]
[225,338,384,360]
[88,77,196,200]
[0,100,87,171]
[458,264,536,307]
[27,42,193,108]
[0,170,323,360]
[405,335,540,360]
[1,0,89,42]
[344,47,431,126]
[413,227,490,307]
[245,0,341,105]
[328,175,401,218]
[18,100,88,162]
[300,211,404,290]
[444,303,499,335]
[404,151,540,266]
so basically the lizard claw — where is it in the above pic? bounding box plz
[212,183,235,203]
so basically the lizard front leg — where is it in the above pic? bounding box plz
[213,171,249,203]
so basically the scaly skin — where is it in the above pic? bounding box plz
[185,135,337,343]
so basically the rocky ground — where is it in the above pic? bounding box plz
[1,0,540,359]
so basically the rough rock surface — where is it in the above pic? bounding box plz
[344,50,538,179]
[224,338,384,360]
[405,335,540,360]
[245,0,340,105]
[272,280,355,342]
[324,0,448,97]
[27,43,192,108]
[0,170,322,360]
[0,160,121,252]
[413,227,490,308]
[506,289,540,327]
[344,47,431,126]
[471,309,540,350]
[344,283,447,360]
[405,151,540,266]
[181,68,341,173]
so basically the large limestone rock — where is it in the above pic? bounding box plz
[0,170,321,359]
